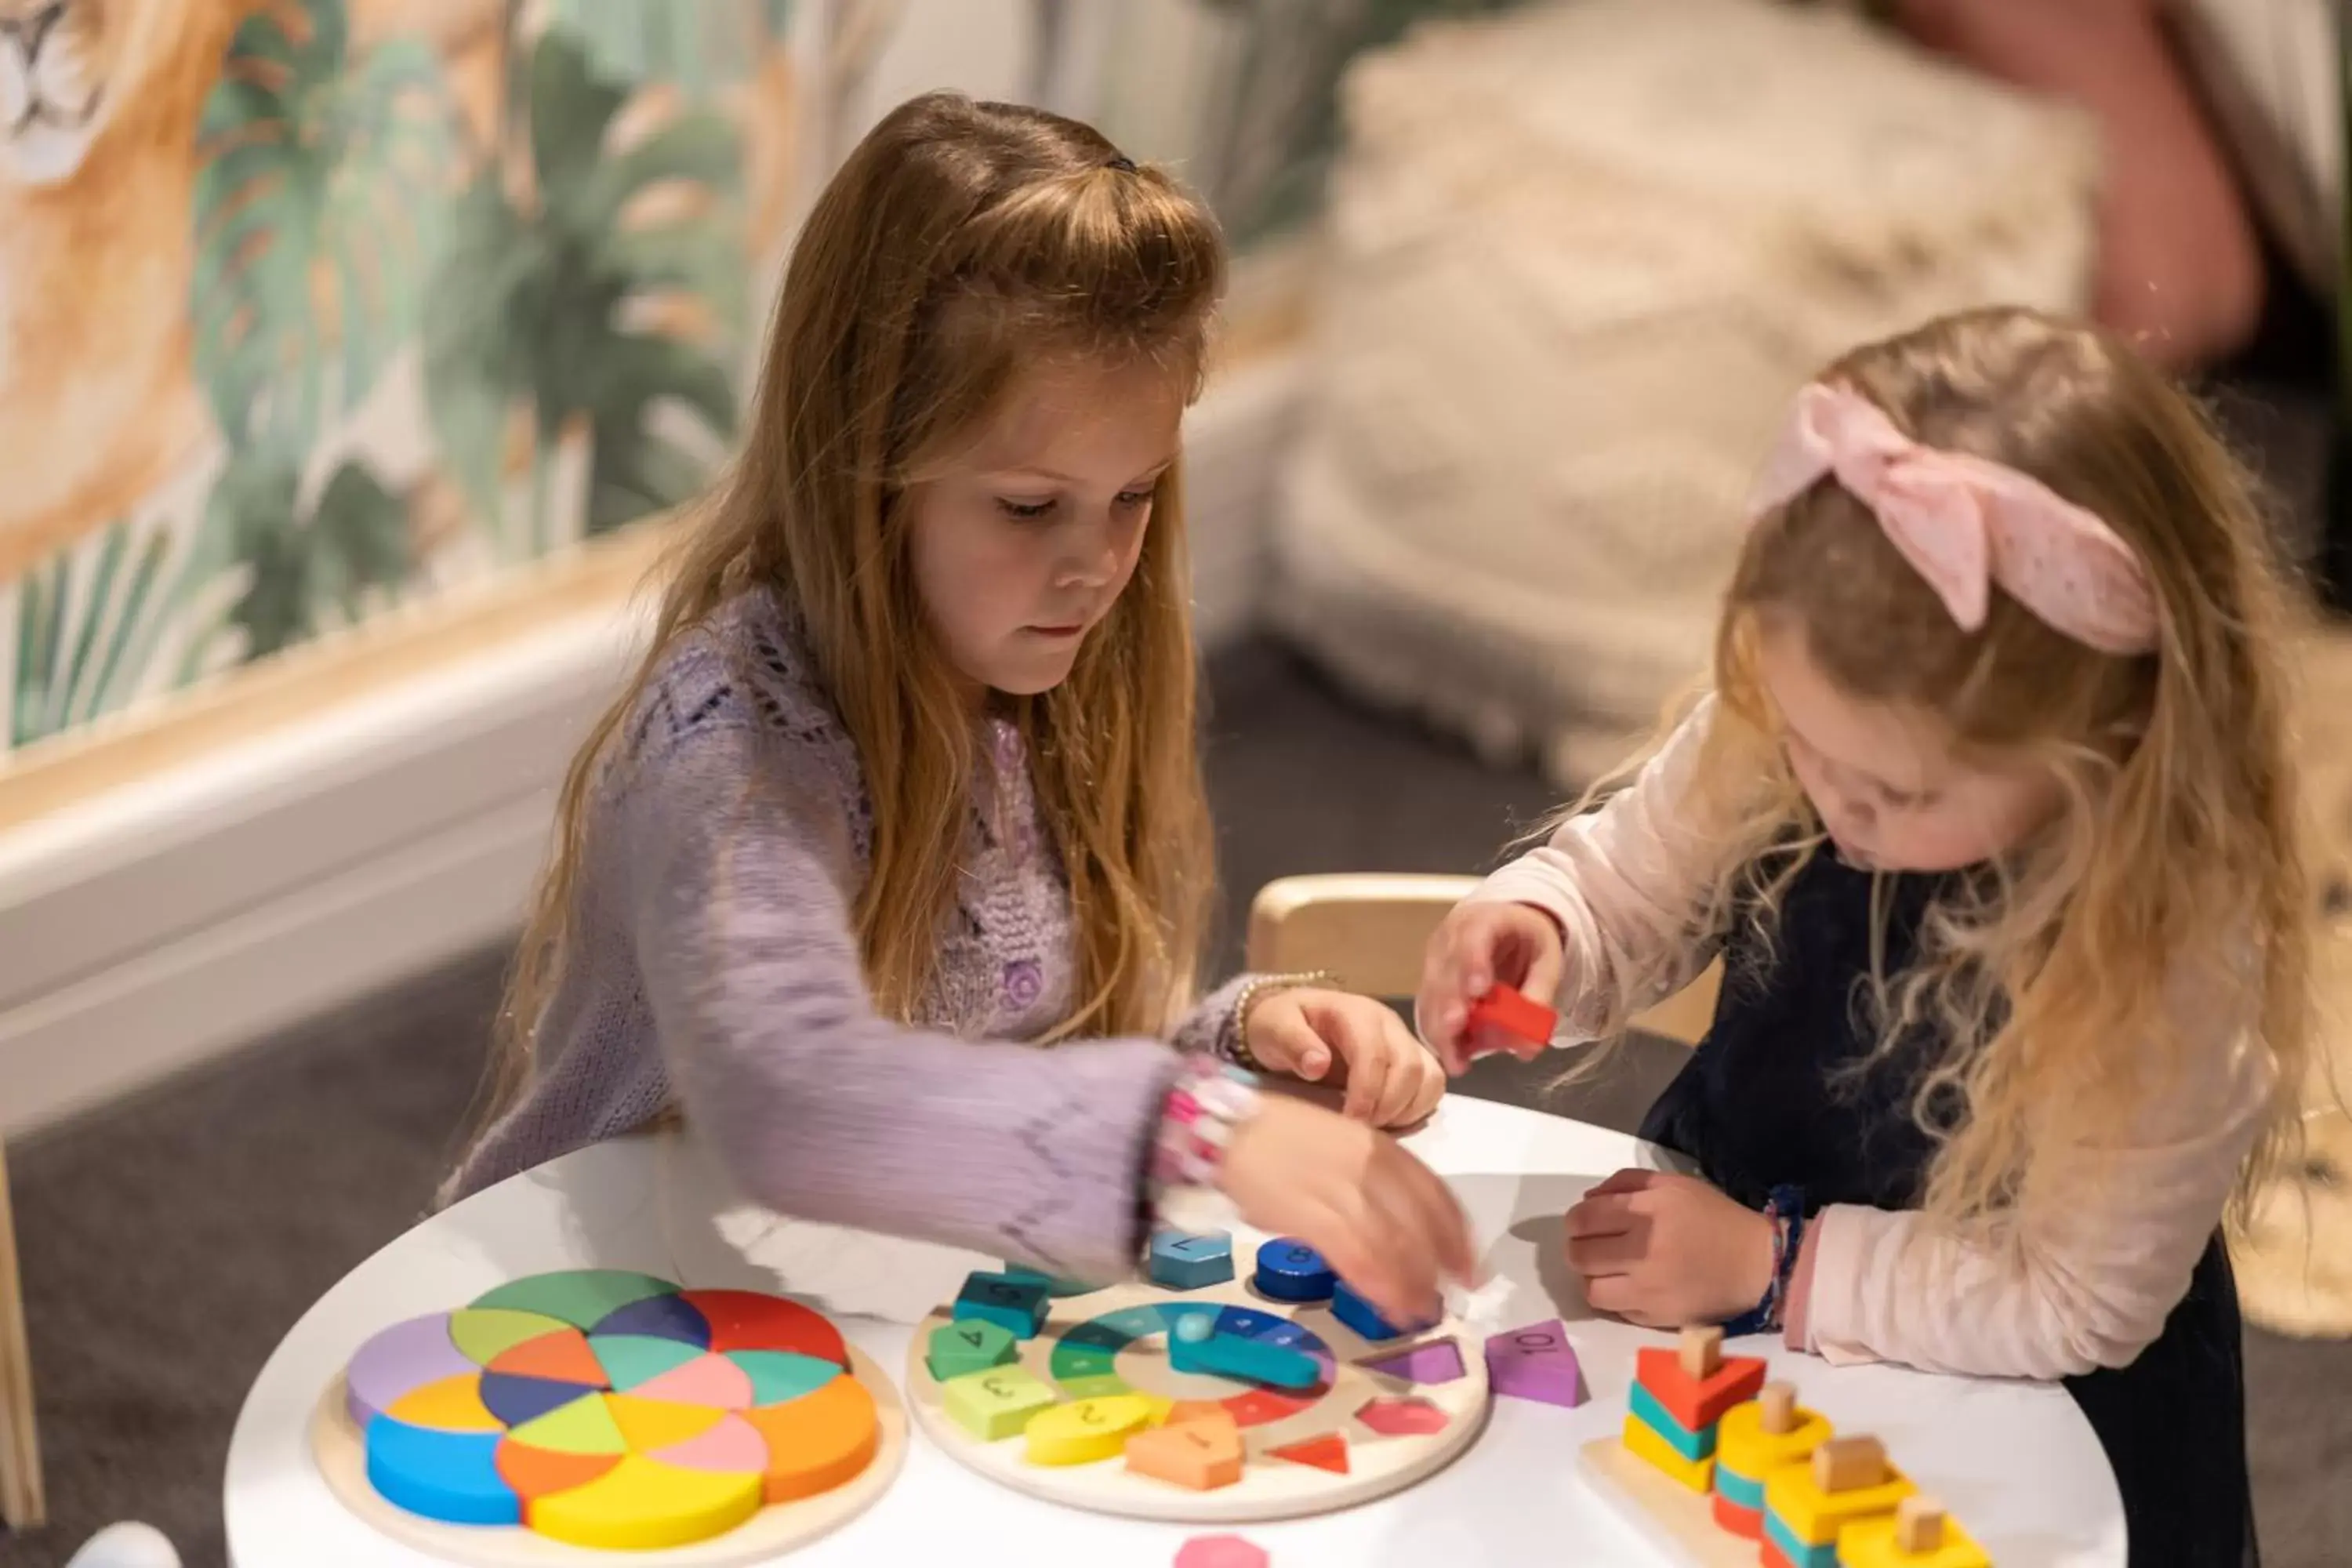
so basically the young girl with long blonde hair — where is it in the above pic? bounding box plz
[1421,307,2307,1563]
[448,93,1468,1326]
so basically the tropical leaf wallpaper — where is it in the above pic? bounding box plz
[0,0,793,753]
[0,0,1517,757]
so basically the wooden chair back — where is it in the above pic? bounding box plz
[1244,873,1719,1047]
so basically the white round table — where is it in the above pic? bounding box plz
[227,1095,2126,1565]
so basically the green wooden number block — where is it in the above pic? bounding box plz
[941,1364,1060,1441]
[927,1318,1018,1381]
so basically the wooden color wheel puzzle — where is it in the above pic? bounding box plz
[906,1231,1491,1523]
[310,1271,907,1564]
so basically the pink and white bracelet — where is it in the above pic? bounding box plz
[1146,1055,1263,1233]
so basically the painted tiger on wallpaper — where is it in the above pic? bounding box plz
[0,0,259,581]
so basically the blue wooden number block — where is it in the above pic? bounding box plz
[953,1271,1050,1339]
[1148,1229,1236,1290]
[1253,1237,1336,1302]
[1330,1279,1426,1342]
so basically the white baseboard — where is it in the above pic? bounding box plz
[0,352,1306,1138]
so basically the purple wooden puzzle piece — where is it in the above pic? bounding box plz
[1484,1319,1585,1406]
[1361,1337,1468,1385]
[345,1312,476,1427]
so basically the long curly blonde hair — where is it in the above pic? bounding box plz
[467,94,1227,1142]
[1611,308,2310,1231]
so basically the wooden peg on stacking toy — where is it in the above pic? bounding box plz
[1895,1496,1947,1552]
[1678,1325,1724,1381]
[1813,1435,1889,1493]
[1759,1381,1798,1435]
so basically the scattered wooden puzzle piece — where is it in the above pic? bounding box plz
[1252,1237,1336,1302]
[1463,984,1556,1061]
[1269,1432,1350,1474]
[1024,1394,1158,1467]
[1483,1319,1585,1406]
[953,1271,1051,1339]
[1149,1229,1237,1290]
[1174,1535,1269,1568]
[1360,1337,1467,1386]
[940,1365,1058,1442]
[1356,1396,1450,1436]
[926,1318,1018,1381]
[1126,1409,1244,1490]
[1837,1495,1991,1568]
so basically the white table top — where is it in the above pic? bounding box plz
[227,1095,2125,1566]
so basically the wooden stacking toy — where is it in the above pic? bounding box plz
[1622,1327,1768,1493]
[1762,1436,1916,1568]
[1712,1380,1831,1539]
[1837,1495,1991,1568]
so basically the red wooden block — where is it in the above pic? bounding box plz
[1711,1490,1763,1539]
[1465,985,1556,1059]
[1634,1345,1767,1434]
[1269,1432,1351,1474]
[1762,1537,1800,1568]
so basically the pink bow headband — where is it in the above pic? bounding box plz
[1748,382,2161,656]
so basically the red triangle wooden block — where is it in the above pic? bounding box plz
[1269,1432,1350,1475]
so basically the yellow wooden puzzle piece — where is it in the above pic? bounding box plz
[387,1374,503,1433]
[528,1454,761,1550]
[1718,1396,1831,1478]
[1622,1414,1715,1493]
[1766,1460,1917,1547]
[1024,1395,1157,1466]
[1838,1498,1992,1568]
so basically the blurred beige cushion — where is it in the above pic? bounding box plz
[1270,0,2099,786]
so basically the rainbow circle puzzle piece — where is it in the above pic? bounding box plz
[339,1271,884,1551]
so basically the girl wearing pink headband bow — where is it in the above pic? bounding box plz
[1421,307,2311,1564]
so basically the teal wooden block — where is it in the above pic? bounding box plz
[1148,1229,1235,1290]
[1168,1316,1321,1390]
[1629,1379,1716,1461]
[953,1272,1049,1339]
[1766,1508,1842,1568]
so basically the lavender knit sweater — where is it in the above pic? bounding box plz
[447,589,1252,1282]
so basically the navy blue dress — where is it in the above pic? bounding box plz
[1638,847,2255,1568]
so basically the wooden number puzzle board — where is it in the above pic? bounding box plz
[906,1243,1490,1523]
[310,1272,908,1566]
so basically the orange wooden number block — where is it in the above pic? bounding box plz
[1127,1410,1244,1492]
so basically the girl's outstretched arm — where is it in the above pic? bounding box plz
[1461,698,1729,1042]
[620,715,1183,1286]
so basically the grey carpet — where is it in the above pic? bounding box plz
[5,637,2346,1566]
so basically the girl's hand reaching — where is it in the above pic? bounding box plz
[1218,1094,1479,1330]
[1417,901,1567,1073]
[1563,1168,1773,1329]
[1242,987,1446,1127]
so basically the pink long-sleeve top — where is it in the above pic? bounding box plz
[1468,695,2274,1379]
